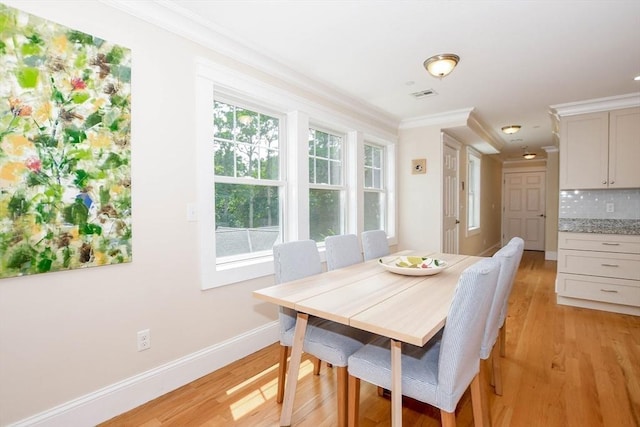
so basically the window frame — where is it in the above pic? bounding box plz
[363,142,387,232]
[467,147,481,236]
[212,96,287,264]
[308,126,347,242]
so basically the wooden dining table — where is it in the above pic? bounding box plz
[253,250,483,426]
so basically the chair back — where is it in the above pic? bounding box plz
[325,234,362,271]
[273,240,322,284]
[361,230,390,261]
[436,258,501,408]
[273,240,322,335]
[498,237,524,327]
[479,243,521,359]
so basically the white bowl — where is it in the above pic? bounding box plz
[378,256,447,276]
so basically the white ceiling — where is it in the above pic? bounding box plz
[151,1,639,160]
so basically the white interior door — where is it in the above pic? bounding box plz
[442,135,460,254]
[503,171,546,250]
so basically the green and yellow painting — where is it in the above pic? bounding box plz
[0,4,132,279]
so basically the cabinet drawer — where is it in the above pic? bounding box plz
[557,273,640,307]
[558,232,640,254]
[557,249,640,280]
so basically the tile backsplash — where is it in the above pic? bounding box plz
[559,188,640,220]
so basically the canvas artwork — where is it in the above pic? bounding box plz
[0,4,132,279]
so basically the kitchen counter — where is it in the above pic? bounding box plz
[558,218,640,235]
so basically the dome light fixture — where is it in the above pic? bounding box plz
[522,146,536,160]
[423,54,460,78]
[502,125,522,134]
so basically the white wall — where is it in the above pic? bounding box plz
[0,1,397,425]
[397,122,503,256]
[458,152,503,256]
[397,126,444,251]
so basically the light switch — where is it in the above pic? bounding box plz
[187,203,198,221]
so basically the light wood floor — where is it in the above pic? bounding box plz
[100,251,640,426]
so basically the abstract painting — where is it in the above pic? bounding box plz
[0,4,132,279]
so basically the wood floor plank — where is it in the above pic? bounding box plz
[100,251,640,427]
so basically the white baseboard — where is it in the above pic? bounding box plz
[478,242,501,257]
[545,251,557,260]
[10,322,279,427]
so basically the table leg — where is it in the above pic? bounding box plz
[390,339,402,427]
[280,312,308,427]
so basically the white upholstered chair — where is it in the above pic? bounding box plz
[361,229,389,261]
[480,238,525,396]
[325,234,363,271]
[273,240,372,427]
[347,258,501,427]
[496,237,524,354]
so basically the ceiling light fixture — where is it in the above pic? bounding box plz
[502,125,522,134]
[522,146,536,160]
[423,54,460,78]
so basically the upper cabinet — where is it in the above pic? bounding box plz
[559,107,640,190]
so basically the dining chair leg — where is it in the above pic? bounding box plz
[337,366,348,427]
[489,355,495,387]
[470,373,491,427]
[491,345,503,396]
[313,357,322,375]
[440,410,456,427]
[348,375,360,427]
[277,344,289,403]
[499,323,506,357]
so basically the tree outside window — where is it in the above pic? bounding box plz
[308,128,344,242]
[213,100,282,258]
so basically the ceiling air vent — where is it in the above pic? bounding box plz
[411,89,437,99]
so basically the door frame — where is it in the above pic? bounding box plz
[501,164,547,248]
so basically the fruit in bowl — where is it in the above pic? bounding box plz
[384,256,445,269]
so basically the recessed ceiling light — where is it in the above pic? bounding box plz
[635,74,640,81]
[502,125,521,134]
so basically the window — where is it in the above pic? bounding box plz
[467,148,481,233]
[196,59,397,289]
[213,100,284,260]
[363,143,385,231]
[308,128,344,242]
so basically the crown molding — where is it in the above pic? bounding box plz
[401,108,504,155]
[100,0,400,132]
[399,107,474,129]
[466,110,504,153]
[549,92,640,117]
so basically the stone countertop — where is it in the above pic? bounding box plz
[558,218,640,235]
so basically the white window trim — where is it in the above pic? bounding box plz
[196,59,397,289]
[308,126,347,241]
[363,142,387,232]
[466,147,481,237]
[211,96,287,266]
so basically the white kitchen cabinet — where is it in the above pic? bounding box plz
[559,107,640,190]
[556,232,640,315]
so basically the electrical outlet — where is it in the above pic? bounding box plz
[606,203,614,213]
[137,329,151,351]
